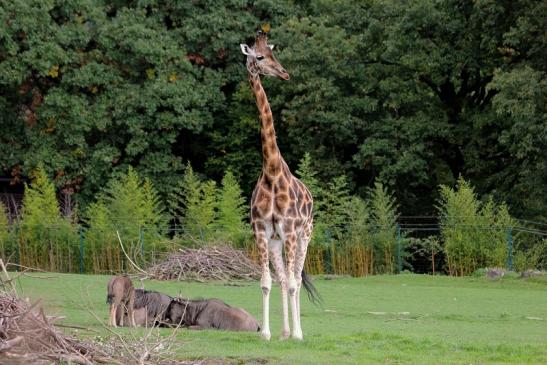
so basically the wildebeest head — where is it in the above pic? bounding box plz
[166,298,190,326]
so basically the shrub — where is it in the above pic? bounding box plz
[169,162,216,242]
[0,201,11,261]
[84,167,168,273]
[340,196,375,276]
[322,175,351,243]
[214,171,249,246]
[408,236,443,274]
[438,176,515,276]
[19,166,79,272]
[514,238,547,272]
[296,153,326,248]
[369,181,399,274]
[83,200,119,273]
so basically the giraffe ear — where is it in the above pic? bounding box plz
[240,44,255,56]
[269,44,275,50]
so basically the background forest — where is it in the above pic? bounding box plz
[1,0,545,218]
[0,1,545,274]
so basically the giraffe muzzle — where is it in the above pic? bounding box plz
[278,71,290,80]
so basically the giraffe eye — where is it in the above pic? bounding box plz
[256,55,264,61]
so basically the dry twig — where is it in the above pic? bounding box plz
[147,245,261,282]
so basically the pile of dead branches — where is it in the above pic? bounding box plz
[0,259,241,365]
[0,290,114,365]
[147,245,261,282]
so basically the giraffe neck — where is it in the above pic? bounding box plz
[249,73,283,179]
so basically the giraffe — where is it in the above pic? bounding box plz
[240,30,318,341]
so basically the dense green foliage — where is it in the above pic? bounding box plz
[438,176,516,276]
[295,155,401,275]
[214,170,249,245]
[1,0,545,221]
[169,163,217,240]
[169,163,251,245]
[19,166,79,271]
[0,201,9,259]
[83,166,168,272]
[1,161,541,275]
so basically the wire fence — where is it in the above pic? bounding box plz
[0,218,545,276]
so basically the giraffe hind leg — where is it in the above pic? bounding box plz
[294,235,311,335]
[284,233,302,340]
[269,239,290,339]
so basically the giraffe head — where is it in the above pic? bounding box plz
[240,31,289,80]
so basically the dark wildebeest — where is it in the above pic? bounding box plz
[118,307,148,327]
[166,298,260,332]
[132,289,173,327]
[114,289,173,327]
[106,275,135,327]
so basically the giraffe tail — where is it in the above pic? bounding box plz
[302,270,323,306]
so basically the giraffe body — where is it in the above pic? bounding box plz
[241,31,316,341]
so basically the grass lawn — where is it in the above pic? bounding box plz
[14,273,547,365]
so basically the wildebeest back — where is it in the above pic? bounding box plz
[106,275,134,304]
[167,298,260,332]
[133,289,173,324]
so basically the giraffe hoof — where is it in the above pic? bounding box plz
[260,331,271,341]
[292,330,303,341]
[280,330,290,340]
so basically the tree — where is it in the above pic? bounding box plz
[83,199,118,272]
[0,0,224,206]
[488,66,546,219]
[0,201,10,260]
[438,176,516,276]
[83,166,168,272]
[169,162,216,241]
[296,152,324,215]
[1,0,544,222]
[321,175,351,243]
[369,181,399,274]
[19,166,78,271]
[214,171,248,245]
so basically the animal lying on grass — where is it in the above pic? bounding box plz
[115,289,173,327]
[106,275,135,327]
[106,276,258,331]
[166,298,260,332]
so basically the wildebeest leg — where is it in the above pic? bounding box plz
[118,304,124,327]
[128,290,136,327]
[269,239,290,339]
[109,303,118,327]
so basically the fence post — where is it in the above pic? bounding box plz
[79,228,84,274]
[140,227,145,259]
[15,224,20,271]
[396,224,402,273]
[506,227,513,271]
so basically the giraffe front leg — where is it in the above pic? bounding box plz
[261,271,272,340]
[256,233,272,341]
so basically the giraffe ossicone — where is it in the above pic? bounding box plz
[241,30,318,341]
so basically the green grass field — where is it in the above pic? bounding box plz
[14,273,547,365]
